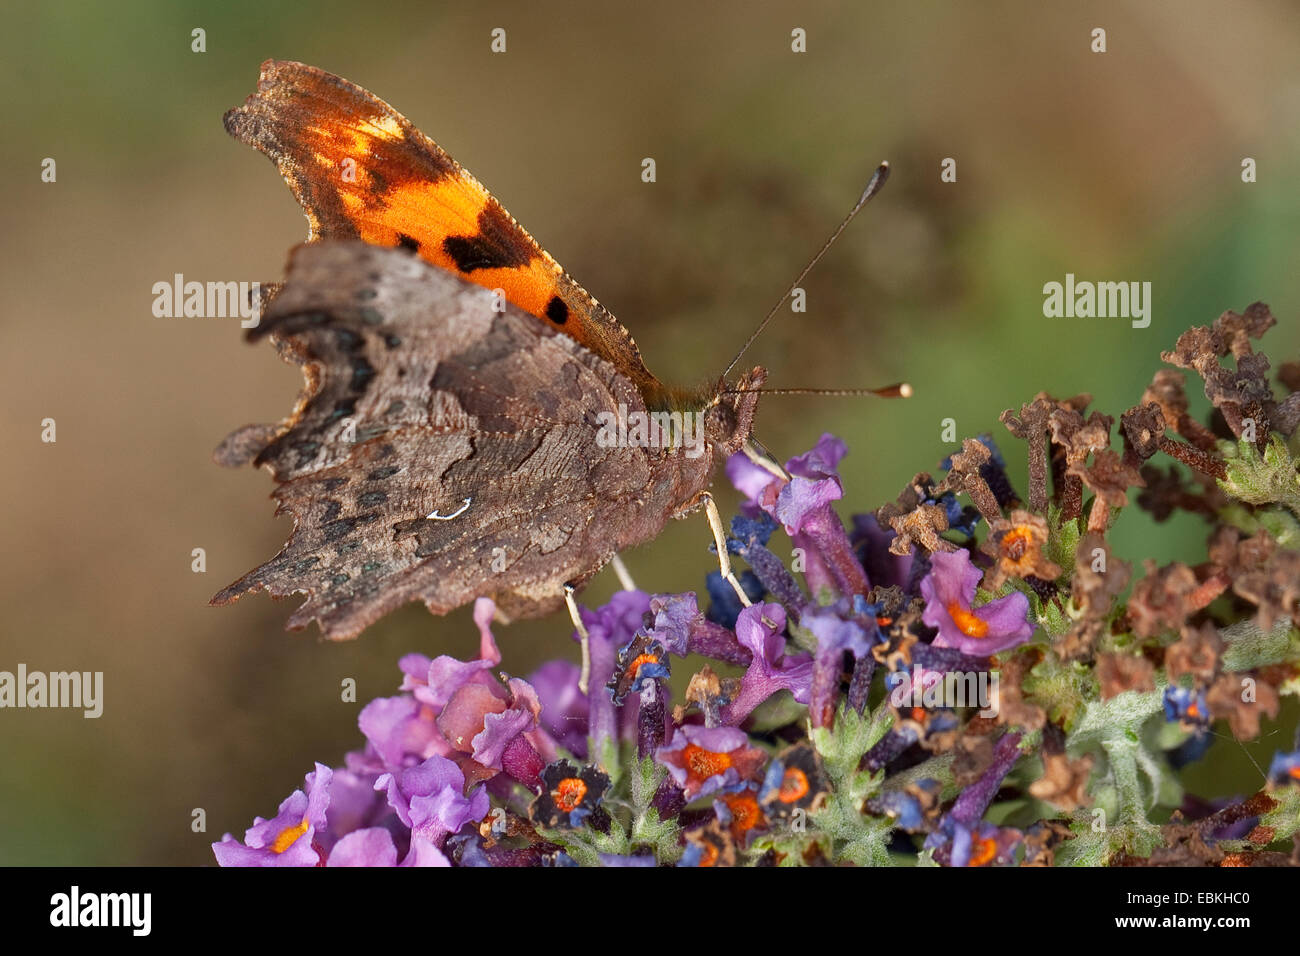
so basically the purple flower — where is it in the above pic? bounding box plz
[376,754,489,864]
[924,731,1024,866]
[576,589,653,753]
[212,763,333,867]
[357,693,444,770]
[356,598,550,789]
[725,451,780,505]
[775,433,848,535]
[649,592,752,665]
[528,660,589,759]
[326,828,399,867]
[940,820,1023,867]
[727,434,869,601]
[801,604,876,727]
[920,550,1033,655]
[316,767,395,855]
[719,603,812,726]
[647,592,701,657]
[401,597,502,709]
[852,513,914,593]
[656,724,766,800]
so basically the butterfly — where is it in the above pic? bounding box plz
[211,60,772,638]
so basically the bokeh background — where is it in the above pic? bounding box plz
[2,1,1298,864]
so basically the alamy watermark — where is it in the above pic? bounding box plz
[50,886,150,936]
[152,273,261,328]
[0,664,102,718]
[595,404,705,459]
[1042,273,1151,328]
[887,665,999,718]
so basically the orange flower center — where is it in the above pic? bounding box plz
[778,768,810,803]
[627,653,659,679]
[721,792,765,839]
[968,836,998,867]
[684,744,732,780]
[1002,526,1035,562]
[270,817,309,854]
[946,602,989,638]
[553,777,588,813]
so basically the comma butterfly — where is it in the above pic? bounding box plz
[212,60,890,641]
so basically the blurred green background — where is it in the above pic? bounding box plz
[2,1,1297,864]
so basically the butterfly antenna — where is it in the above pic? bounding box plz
[726,383,912,398]
[720,161,891,382]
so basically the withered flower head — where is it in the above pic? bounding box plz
[1127,561,1200,640]
[682,664,738,729]
[1028,750,1095,812]
[1206,672,1280,741]
[981,510,1062,589]
[1164,622,1223,685]
[1161,303,1300,439]
[1232,548,1300,634]
[1055,532,1131,660]
[1096,652,1156,700]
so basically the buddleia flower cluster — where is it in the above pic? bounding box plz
[214,303,1300,867]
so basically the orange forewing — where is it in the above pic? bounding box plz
[225,59,663,397]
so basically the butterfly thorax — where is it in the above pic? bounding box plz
[641,366,766,456]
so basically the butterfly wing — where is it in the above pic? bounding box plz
[224,59,664,400]
[212,241,685,637]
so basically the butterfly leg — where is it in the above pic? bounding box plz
[698,491,752,608]
[564,583,593,696]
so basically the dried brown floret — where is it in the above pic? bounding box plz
[1057,532,1131,660]
[1022,820,1075,866]
[1233,548,1300,634]
[1071,448,1145,532]
[1143,369,1219,451]
[951,733,995,787]
[876,474,958,555]
[1161,303,1299,439]
[887,502,954,555]
[980,510,1062,590]
[682,665,739,729]
[1206,671,1280,740]
[939,437,1002,524]
[1028,751,1094,812]
[1136,464,1225,522]
[1121,401,1226,479]
[1097,652,1155,700]
[1127,561,1200,640]
[1164,622,1223,685]
[1000,397,1055,513]
[1046,403,1111,519]
[1120,402,1165,461]
[994,648,1047,731]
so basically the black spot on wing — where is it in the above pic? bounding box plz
[441,204,536,274]
[545,296,569,324]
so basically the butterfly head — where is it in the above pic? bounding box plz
[702,365,767,457]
